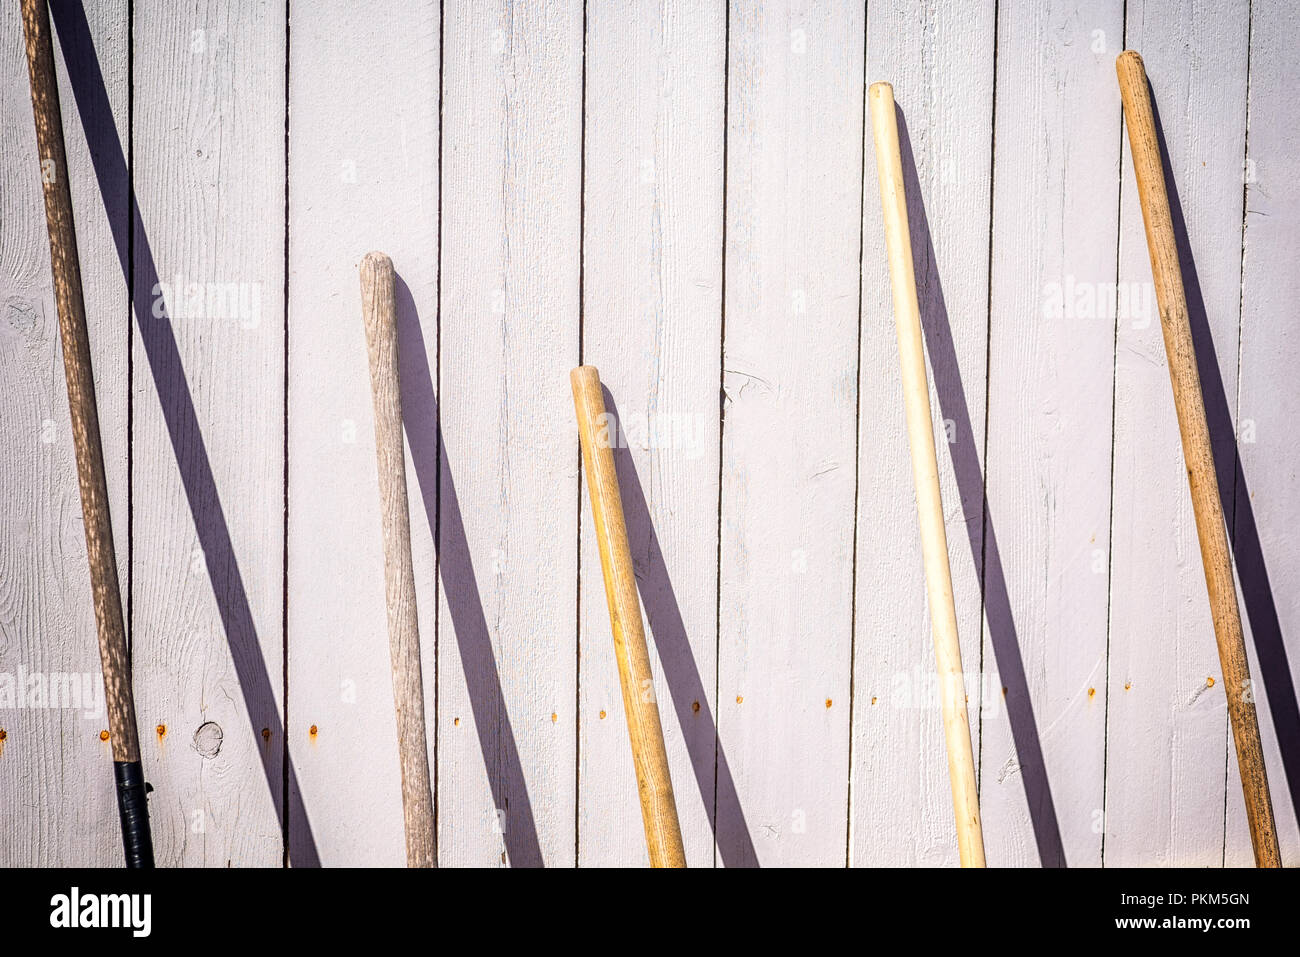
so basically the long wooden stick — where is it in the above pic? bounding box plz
[1116,50,1281,868]
[571,366,686,868]
[21,0,153,868]
[359,252,435,867]
[869,82,986,868]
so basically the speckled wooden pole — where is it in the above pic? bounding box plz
[572,365,686,868]
[1117,49,1281,869]
[21,0,153,868]
[359,252,436,868]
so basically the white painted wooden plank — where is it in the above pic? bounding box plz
[438,0,583,867]
[287,0,440,867]
[852,0,993,868]
[131,0,287,866]
[0,0,127,866]
[1106,0,1250,866]
[0,0,1285,868]
[1225,0,1300,868]
[852,0,996,867]
[719,0,862,866]
[578,0,726,867]
[981,1,1123,868]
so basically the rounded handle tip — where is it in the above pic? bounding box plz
[869,80,894,100]
[1116,49,1145,72]
[360,250,394,277]
[570,364,601,390]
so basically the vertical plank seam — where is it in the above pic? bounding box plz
[977,0,1003,811]
[710,0,732,871]
[574,0,588,869]
[127,0,140,864]
[434,0,446,866]
[126,0,136,667]
[1223,0,1255,868]
[280,0,292,870]
[844,0,869,870]
[1101,0,1130,869]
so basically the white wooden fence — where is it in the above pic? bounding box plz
[1,0,1296,867]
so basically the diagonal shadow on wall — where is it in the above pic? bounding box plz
[893,107,1068,866]
[1149,95,1300,836]
[393,276,544,867]
[53,0,320,866]
[602,389,758,867]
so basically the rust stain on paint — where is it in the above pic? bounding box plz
[453,717,460,727]
[736,695,743,705]
[1206,676,1216,687]
[261,728,271,743]
[599,710,607,720]
[99,729,110,742]
[825,698,832,709]
[1088,688,1096,700]
[0,727,6,757]
[309,724,319,742]
[871,696,877,706]
[551,712,557,724]
[692,700,700,713]
[156,724,167,738]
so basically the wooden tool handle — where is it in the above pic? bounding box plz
[571,366,686,868]
[360,252,435,868]
[22,0,154,867]
[869,81,986,868]
[1116,51,1281,868]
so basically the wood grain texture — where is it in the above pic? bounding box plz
[438,0,582,866]
[719,0,862,866]
[573,366,686,868]
[130,0,286,866]
[853,0,994,867]
[0,0,128,866]
[579,0,725,868]
[1226,0,1300,868]
[21,0,137,766]
[287,0,439,868]
[1,0,1295,868]
[1106,0,1252,866]
[869,81,984,868]
[981,0,1123,868]
[360,252,436,868]
[1117,46,1278,868]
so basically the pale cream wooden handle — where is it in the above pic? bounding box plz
[1116,51,1281,868]
[571,365,686,868]
[360,252,436,868]
[870,82,986,868]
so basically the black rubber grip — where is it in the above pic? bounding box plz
[114,760,155,868]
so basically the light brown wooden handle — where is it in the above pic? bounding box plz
[571,365,686,868]
[1116,51,1281,868]
[870,81,986,868]
[22,0,140,765]
[360,252,435,868]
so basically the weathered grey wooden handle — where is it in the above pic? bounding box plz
[360,252,435,867]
